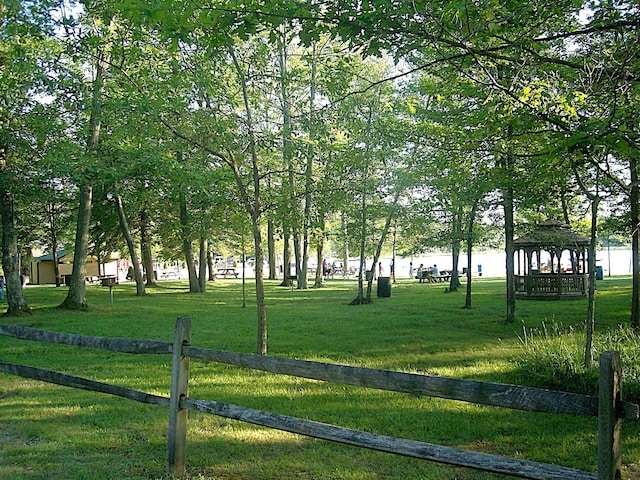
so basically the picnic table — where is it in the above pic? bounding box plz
[216,267,238,278]
[160,270,180,279]
[416,270,453,283]
[416,270,431,282]
[433,273,452,282]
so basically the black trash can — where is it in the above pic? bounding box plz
[595,265,603,280]
[377,276,391,298]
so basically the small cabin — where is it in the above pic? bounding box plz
[513,219,591,300]
[30,250,119,285]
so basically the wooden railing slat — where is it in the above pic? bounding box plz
[0,325,172,354]
[0,361,169,407]
[185,346,602,417]
[182,397,597,480]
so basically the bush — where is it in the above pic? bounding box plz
[516,322,640,404]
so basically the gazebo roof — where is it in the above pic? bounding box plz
[514,219,590,248]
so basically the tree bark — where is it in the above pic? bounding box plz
[464,200,479,309]
[140,208,157,286]
[1,147,31,316]
[198,236,207,293]
[280,230,292,286]
[206,246,215,282]
[299,42,318,290]
[448,208,463,292]
[342,213,350,278]
[351,102,376,305]
[60,49,106,310]
[253,216,267,354]
[230,46,268,354]
[630,156,640,330]
[59,182,92,310]
[267,215,276,280]
[351,187,369,305]
[278,36,300,288]
[48,202,61,288]
[585,196,600,368]
[314,213,326,287]
[115,193,145,296]
[504,181,517,323]
[363,192,400,303]
[179,191,200,293]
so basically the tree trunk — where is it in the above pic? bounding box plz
[60,50,106,310]
[449,243,461,291]
[59,182,92,310]
[179,191,200,293]
[207,246,216,282]
[140,208,157,286]
[253,216,267,354]
[464,201,478,309]
[351,190,369,305]
[448,209,463,292]
[314,213,326,287]
[342,213,350,277]
[198,236,207,293]
[229,46,268,354]
[48,203,61,287]
[278,37,301,289]
[267,215,276,280]
[503,180,517,323]
[363,192,400,303]
[1,146,31,315]
[280,230,292,286]
[585,196,600,368]
[115,194,145,296]
[351,104,375,305]
[299,42,318,291]
[630,156,640,330]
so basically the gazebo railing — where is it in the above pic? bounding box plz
[516,273,588,298]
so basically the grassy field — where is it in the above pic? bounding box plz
[1,276,639,479]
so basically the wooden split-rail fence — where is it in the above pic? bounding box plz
[1,317,638,479]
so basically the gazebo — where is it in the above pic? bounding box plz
[514,219,591,299]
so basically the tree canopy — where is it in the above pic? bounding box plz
[2,0,639,337]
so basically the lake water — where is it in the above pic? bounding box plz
[379,248,634,279]
[153,248,634,280]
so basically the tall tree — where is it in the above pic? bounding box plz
[60,8,112,310]
[0,0,66,315]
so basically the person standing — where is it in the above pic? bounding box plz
[0,275,5,300]
[409,261,414,278]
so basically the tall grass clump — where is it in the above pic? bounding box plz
[516,321,640,404]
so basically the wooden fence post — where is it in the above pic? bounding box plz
[167,316,191,476]
[598,351,622,480]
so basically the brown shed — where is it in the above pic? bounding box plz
[30,249,100,285]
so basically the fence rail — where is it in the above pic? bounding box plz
[1,319,638,480]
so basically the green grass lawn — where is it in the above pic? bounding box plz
[1,277,639,479]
